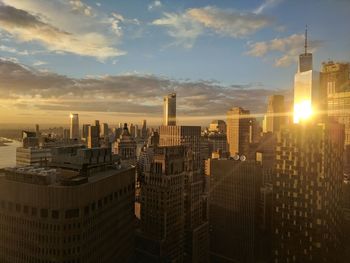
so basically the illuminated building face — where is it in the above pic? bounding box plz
[293,100,313,123]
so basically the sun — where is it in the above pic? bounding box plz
[293,100,313,124]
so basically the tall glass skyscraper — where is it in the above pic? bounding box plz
[163,93,176,126]
[69,113,79,140]
[293,28,320,123]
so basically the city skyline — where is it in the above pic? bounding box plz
[0,0,350,126]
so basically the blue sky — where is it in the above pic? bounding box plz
[0,0,349,125]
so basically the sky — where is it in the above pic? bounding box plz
[0,0,349,127]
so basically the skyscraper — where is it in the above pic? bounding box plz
[321,61,350,95]
[100,123,109,138]
[263,95,286,133]
[293,28,320,123]
[163,93,176,126]
[273,121,344,263]
[226,107,257,157]
[70,113,79,140]
[206,158,263,263]
[88,124,100,148]
[136,146,186,262]
[82,124,91,141]
[114,123,137,165]
[159,125,209,263]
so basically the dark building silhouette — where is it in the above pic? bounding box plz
[0,146,135,263]
[136,146,186,262]
[206,158,263,263]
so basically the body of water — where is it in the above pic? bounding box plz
[0,138,21,168]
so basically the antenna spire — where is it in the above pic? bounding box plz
[304,25,308,54]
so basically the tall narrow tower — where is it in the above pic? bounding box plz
[70,113,79,140]
[298,25,313,73]
[163,93,176,126]
[294,26,320,123]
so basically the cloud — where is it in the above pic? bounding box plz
[0,1,127,60]
[152,6,272,48]
[152,12,203,48]
[33,60,47,66]
[69,0,93,17]
[254,0,283,14]
[0,45,29,55]
[0,59,288,122]
[148,0,162,11]
[246,34,322,67]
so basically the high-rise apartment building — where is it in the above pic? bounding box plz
[263,95,286,133]
[70,113,79,140]
[226,107,257,157]
[273,121,344,262]
[0,146,135,263]
[163,93,176,126]
[136,145,186,262]
[206,158,263,263]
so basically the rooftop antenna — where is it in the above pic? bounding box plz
[304,25,308,55]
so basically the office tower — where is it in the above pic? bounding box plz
[163,93,176,126]
[209,120,227,133]
[206,132,228,157]
[0,147,135,263]
[159,125,201,168]
[263,95,286,133]
[16,147,51,166]
[100,123,109,138]
[226,106,257,157]
[136,146,186,262]
[35,124,40,137]
[321,61,350,95]
[273,121,344,263]
[114,123,137,165]
[141,120,148,139]
[82,124,91,140]
[70,113,79,140]
[328,90,350,146]
[88,124,100,148]
[298,27,313,73]
[255,132,277,184]
[137,131,159,184]
[16,130,51,166]
[114,127,123,139]
[325,64,350,171]
[159,125,209,263]
[206,158,263,263]
[21,130,39,148]
[293,28,320,123]
[63,128,70,140]
[130,123,136,138]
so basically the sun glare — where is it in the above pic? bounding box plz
[293,100,313,124]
